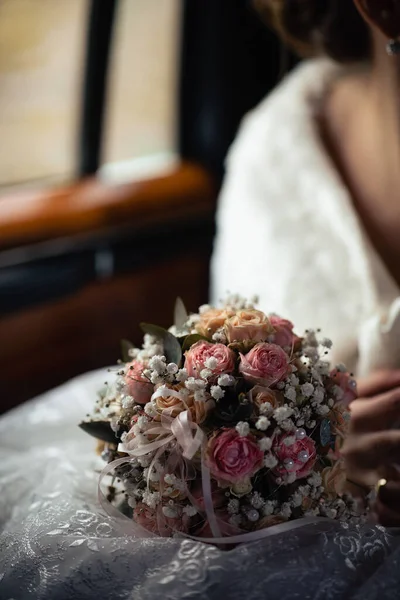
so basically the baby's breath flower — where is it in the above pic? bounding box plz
[162,505,178,518]
[200,368,213,380]
[182,505,197,517]
[144,402,157,417]
[250,492,265,510]
[122,396,134,409]
[274,405,294,423]
[218,374,235,387]
[262,501,276,516]
[211,385,225,400]
[280,503,292,519]
[199,304,211,314]
[283,436,296,447]
[227,498,240,514]
[259,402,273,416]
[307,472,322,488]
[258,437,272,451]
[235,421,250,437]
[204,356,218,370]
[301,383,314,398]
[149,355,167,374]
[264,453,278,469]
[212,330,227,343]
[256,416,270,431]
[176,368,188,382]
[284,387,297,402]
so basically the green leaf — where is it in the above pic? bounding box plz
[79,420,119,444]
[121,339,134,363]
[181,333,208,353]
[174,297,188,330]
[140,323,182,366]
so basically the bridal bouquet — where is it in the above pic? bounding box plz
[80,296,361,543]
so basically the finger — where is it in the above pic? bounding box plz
[350,387,400,433]
[357,370,400,398]
[341,430,400,469]
[374,498,400,527]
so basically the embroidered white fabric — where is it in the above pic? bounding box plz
[0,369,400,600]
[3,60,400,599]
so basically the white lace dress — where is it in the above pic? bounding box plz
[1,60,400,600]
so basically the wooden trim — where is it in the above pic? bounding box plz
[0,162,216,250]
[0,252,210,413]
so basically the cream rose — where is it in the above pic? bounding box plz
[195,308,235,337]
[153,384,213,425]
[225,309,274,343]
[153,384,189,418]
[248,385,283,413]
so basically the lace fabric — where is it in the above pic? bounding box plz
[1,370,400,599]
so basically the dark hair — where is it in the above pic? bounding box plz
[254,0,371,63]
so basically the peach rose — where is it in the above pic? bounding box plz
[269,315,299,349]
[133,503,190,537]
[239,343,290,387]
[321,461,347,499]
[187,396,215,425]
[225,309,274,343]
[124,361,153,405]
[153,384,214,425]
[206,428,264,484]
[272,433,317,480]
[153,384,189,419]
[330,402,350,437]
[248,385,283,413]
[195,308,235,337]
[185,340,236,379]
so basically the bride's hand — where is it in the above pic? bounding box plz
[342,369,400,526]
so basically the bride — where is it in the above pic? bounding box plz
[1,1,400,598]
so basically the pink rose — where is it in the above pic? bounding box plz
[206,428,264,484]
[269,315,299,349]
[225,309,274,343]
[329,368,358,406]
[185,341,235,379]
[272,433,317,480]
[239,343,290,387]
[124,360,153,405]
[133,503,190,537]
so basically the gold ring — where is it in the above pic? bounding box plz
[374,478,388,497]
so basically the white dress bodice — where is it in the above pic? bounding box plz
[211,59,400,376]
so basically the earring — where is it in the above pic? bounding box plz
[386,38,400,56]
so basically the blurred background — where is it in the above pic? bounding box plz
[0,0,293,413]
